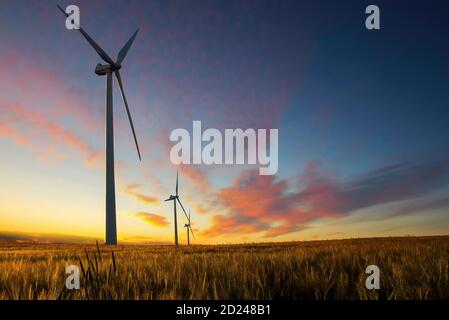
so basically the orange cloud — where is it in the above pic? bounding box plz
[124,184,159,205]
[200,164,345,238]
[0,122,28,145]
[199,165,342,239]
[202,159,449,239]
[134,212,169,227]
[201,215,262,237]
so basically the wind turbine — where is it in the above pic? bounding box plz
[184,209,195,246]
[165,171,190,246]
[57,5,141,245]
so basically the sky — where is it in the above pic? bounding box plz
[1,0,449,244]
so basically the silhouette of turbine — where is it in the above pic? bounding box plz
[58,5,141,245]
[165,171,190,246]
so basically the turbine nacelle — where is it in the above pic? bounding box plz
[95,63,122,76]
[164,194,178,201]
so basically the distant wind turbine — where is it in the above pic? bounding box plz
[184,209,195,246]
[57,5,141,245]
[165,171,190,246]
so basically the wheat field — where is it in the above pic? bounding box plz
[0,236,448,300]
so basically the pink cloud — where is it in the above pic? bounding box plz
[201,159,449,238]
[1,100,100,165]
[0,53,100,133]
[0,52,104,166]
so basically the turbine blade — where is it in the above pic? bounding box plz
[176,198,189,220]
[189,226,195,240]
[188,209,195,240]
[114,70,142,161]
[116,29,139,65]
[57,5,67,15]
[57,5,116,66]
[176,170,179,197]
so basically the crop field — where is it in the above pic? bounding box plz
[0,236,448,300]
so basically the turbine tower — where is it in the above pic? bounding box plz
[184,209,195,246]
[57,6,141,245]
[165,171,190,246]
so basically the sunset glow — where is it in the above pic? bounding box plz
[1,0,449,245]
